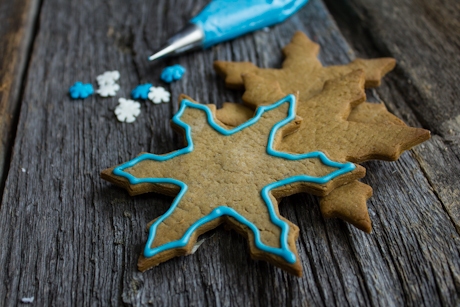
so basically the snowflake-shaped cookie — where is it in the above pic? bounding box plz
[114,98,141,123]
[148,86,170,104]
[161,65,186,83]
[97,83,120,97]
[101,94,360,276]
[131,83,153,100]
[69,82,94,99]
[97,70,120,87]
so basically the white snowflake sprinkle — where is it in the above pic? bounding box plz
[96,83,120,97]
[96,70,120,87]
[115,98,141,123]
[148,86,170,104]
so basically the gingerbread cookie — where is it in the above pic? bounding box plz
[239,70,430,232]
[101,94,365,276]
[216,102,254,127]
[320,181,373,230]
[214,31,396,127]
[213,32,429,232]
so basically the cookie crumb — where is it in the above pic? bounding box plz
[190,238,206,254]
[21,297,34,304]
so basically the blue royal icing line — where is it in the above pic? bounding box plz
[113,95,355,263]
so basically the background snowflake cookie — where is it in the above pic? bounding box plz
[218,70,430,233]
[214,31,397,127]
[213,32,430,233]
[101,94,364,276]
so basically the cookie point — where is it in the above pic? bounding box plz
[347,162,356,169]
[285,252,297,264]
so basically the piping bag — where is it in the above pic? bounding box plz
[149,0,309,61]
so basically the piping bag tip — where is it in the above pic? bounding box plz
[148,50,168,62]
[148,23,204,62]
[148,0,310,62]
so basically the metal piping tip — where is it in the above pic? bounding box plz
[149,23,205,61]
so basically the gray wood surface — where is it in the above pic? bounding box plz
[323,0,460,235]
[0,0,40,191]
[0,0,458,306]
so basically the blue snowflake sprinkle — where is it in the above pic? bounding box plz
[69,82,94,99]
[131,83,153,100]
[161,65,186,83]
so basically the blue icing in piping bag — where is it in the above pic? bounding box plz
[149,0,309,61]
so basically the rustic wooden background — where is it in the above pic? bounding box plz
[0,0,459,305]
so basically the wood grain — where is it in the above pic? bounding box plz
[324,0,460,233]
[0,0,458,306]
[0,0,40,192]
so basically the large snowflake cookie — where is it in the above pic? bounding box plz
[101,94,364,276]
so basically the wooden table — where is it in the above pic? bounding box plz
[0,0,459,305]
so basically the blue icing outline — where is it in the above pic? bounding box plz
[113,95,355,263]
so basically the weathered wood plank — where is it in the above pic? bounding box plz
[0,0,41,192]
[414,136,460,232]
[323,0,460,233]
[323,0,460,135]
[0,0,458,306]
